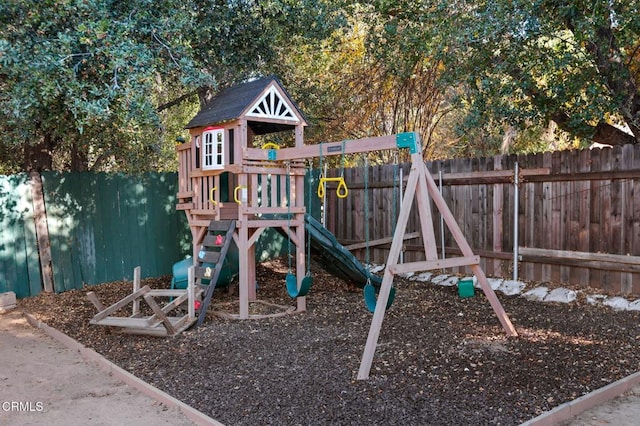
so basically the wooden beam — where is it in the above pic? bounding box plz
[389,256,480,275]
[344,232,421,251]
[92,286,150,322]
[526,169,640,183]
[441,168,550,184]
[244,134,401,161]
[519,247,640,273]
[143,293,177,335]
[86,292,105,313]
[132,266,141,316]
[518,247,640,264]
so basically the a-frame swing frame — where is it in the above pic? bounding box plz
[357,148,518,380]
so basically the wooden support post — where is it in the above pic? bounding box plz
[188,266,195,321]
[30,172,54,293]
[86,292,105,313]
[132,266,141,316]
[357,151,517,380]
[295,172,306,312]
[238,222,250,319]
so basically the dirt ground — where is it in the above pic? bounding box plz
[13,258,640,425]
[0,309,202,426]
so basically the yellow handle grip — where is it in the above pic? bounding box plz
[317,177,348,199]
[336,179,348,198]
[234,185,247,204]
[262,142,280,150]
[209,187,217,205]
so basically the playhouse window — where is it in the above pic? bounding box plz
[202,128,224,170]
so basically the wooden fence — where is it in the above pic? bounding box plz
[324,144,640,295]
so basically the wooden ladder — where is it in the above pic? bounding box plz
[194,219,236,327]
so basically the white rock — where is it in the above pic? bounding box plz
[369,264,385,274]
[486,278,504,290]
[544,288,577,303]
[603,296,629,310]
[586,294,607,305]
[410,272,433,282]
[430,274,450,284]
[499,280,526,296]
[627,299,640,311]
[440,276,459,287]
[522,287,549,301]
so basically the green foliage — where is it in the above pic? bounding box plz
[356,0,639,155]
[0,0,343,172]
[0,0,211,171]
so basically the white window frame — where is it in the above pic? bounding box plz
[202,127,225,170]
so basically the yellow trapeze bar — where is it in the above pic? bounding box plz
[317,177,348,199]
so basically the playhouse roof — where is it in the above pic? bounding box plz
[185,76,307,134]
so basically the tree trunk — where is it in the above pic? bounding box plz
[552,112,637,146]
[70,141,89,172]
[23,134,54,172]
[592,122,637,146]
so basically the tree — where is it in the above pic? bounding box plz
[0,0,211,172]
[358,0,640,155]
[0,0,343,173]
[437,0,640,148]
[278,3,448,163]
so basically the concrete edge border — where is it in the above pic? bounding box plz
[22,311,223,426]
[520,370,640,425]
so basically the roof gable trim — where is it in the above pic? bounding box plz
[245,84,300,123]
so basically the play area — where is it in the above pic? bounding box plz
[86,77,515,376]
[18,258,640,425]
[21,77,637,424]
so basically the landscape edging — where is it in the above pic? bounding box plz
[22,311,223,426]
[520,370,640,425]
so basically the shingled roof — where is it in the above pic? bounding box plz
[185,76,307,134]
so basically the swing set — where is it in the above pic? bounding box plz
[244,132,518,379]
[171,77,515,378]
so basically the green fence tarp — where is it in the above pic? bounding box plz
[0,174,42,298]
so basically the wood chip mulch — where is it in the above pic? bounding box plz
[18,258,640,425]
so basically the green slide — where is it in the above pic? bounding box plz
[304,214,382,288]
[172,215,381,290]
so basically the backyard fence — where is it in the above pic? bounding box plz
[324,144,640,295]
[0,172,191,298]
[4,144,640,298]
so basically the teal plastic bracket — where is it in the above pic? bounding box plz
[268,149,277,161]
[396,132,419,154]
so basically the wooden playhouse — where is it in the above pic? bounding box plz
[176,76,310,318]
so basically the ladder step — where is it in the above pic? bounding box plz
[208,220,235,232]
[202,234,228,247]
[194,265,219,280]
[197,250,221,264]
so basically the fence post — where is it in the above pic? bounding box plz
[513,162,519,281]
[439,170,445,260]
[30,172,54,293]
